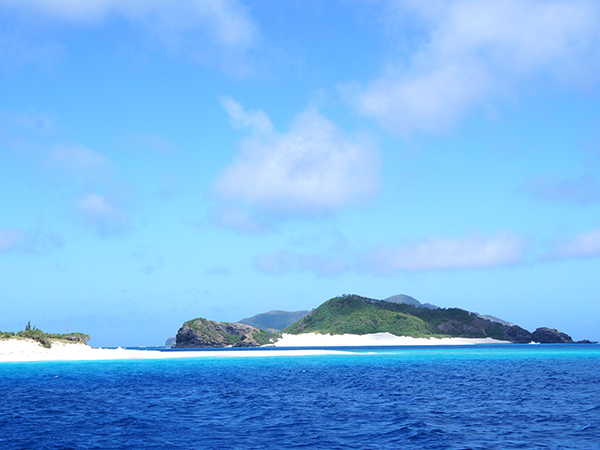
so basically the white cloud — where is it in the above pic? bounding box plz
[344,0,600,135]
[214,98,380,216]
[219,95,273,135]
[73,193,133,237]
[549,228,600,259]
[361,232,530,274]
[0,0,258,70]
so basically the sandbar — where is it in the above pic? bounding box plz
[1,333,509,362]
[0,339,354,362]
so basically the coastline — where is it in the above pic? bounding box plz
[0,339,352,362]
[1,333,509,362]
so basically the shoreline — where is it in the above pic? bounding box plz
[271,332,509,347]
[1,333,509,363]
[0,339,354,362]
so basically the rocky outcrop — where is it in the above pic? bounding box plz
[174,318,277,348]
[504,325,534,343]
[531,327,574,344]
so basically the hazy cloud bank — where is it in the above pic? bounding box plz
[546,228,600,259]
[342,0,600,135]
[0,0,259,72]
[361,232,531,274]
[255,231,531,277]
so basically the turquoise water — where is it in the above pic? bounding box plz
[1,345,599,449]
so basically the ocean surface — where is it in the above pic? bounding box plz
[1,345,599,450]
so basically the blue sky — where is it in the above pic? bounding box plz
[1,0,600,346]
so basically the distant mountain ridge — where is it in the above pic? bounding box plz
[384,294,439,310]
[237,310,311,331]
[384,294,513,326]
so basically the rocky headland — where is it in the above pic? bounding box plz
[174,318,277,348]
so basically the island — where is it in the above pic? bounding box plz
[174,293,583,348]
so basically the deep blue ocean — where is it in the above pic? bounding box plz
[1,345,599,450]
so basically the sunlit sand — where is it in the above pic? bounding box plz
[0,339,356,362]
[272,332,509,347]
[0,333,509,362]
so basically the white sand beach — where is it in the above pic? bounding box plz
[0,339,355,362]
[272,332,509,347]
[1,334,509,362]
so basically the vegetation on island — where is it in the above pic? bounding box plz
[283,294,510,340]
[178,293,582,347]
[0,322,90,349]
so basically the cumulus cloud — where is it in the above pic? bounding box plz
[0,0,258,71]
[521,175,600,205]
[214,97,380,217]
[73,193,133,237]
[548,228,600,259]
[343,0,600,135]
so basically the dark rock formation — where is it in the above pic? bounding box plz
[531,327,574,344]
[165,337,176,348]
[504,325,534,344]
[174,318,276,348]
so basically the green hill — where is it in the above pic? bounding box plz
[283,294,510,340]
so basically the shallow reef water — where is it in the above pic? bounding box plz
[1,345,599,449]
